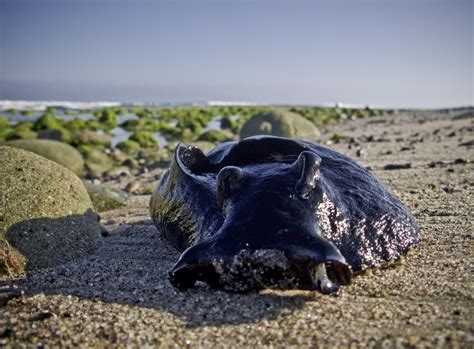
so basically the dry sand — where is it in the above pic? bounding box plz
[1,110,472,348]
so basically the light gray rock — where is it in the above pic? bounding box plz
[82,180,128,212]
[240,109,320,140]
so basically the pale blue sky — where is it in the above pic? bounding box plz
[0,0,472,107]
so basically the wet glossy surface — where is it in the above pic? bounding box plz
[150,136,419,292]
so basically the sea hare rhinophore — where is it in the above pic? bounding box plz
[150,136,419,293]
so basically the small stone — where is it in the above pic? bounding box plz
[458,140,474,147]
[356,148,367,158]
[104,167,132,179]
[365,135,384,142]
[383,163,412,170]
[125,181,143,194]
[0,327,13,338]
[454,158,467,164]
[29,311,56,322]
[82,180,128,212]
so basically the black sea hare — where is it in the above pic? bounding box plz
[150,136,419,293]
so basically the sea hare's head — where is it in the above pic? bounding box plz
[169,139,352,293]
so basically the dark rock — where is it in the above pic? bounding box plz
[365,135,387,142]
[383,163,412,170]
[0,288,22,306]
[37,128,72,143]
[454,158,467,164]
[29,311,56,322]
[356,148,368,158]
[428,161,444,168]
[443,186,454,194]
[0,327,13,338]
[220,116,237,131]
[100,225,109,237]
[122,158,139,169]
[458,140,474,147]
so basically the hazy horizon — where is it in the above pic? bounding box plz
[1,0,472,108]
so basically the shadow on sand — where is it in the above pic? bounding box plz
[1,218,317,327]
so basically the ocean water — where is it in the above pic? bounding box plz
[0,100,231,149]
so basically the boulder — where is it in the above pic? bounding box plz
[0,146,102,276]
[240,109,320,140]
[6,139,84,176]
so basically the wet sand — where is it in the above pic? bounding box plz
[1,110,472,347]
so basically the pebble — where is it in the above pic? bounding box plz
[356,148,367,158]
[383,163,412,170]
[458,140,474,147]
[125,181,143,194]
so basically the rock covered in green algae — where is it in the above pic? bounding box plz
[82,180,128,212]
[32,108,62,131]
[83,148,115,178]
[0,146,102,276]
[6,139,84,176]
[116,140,141,154]
[71,129,112,148]
[197,130,234,143]
[240,109,320,140]
[129,131,158,148]
[4,122,38,141]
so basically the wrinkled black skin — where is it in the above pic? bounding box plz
[150,136,419,292]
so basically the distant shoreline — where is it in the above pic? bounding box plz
[0,100,472,112]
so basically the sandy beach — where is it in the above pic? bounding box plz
[1,109,472,348]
